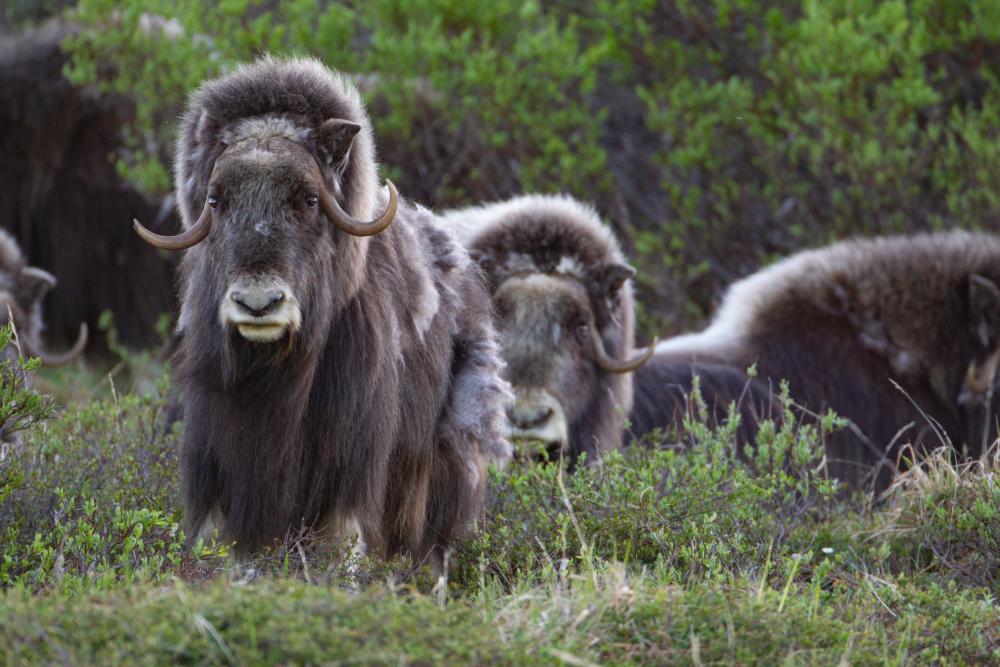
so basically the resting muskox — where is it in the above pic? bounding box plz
[0,228,87,366]
[439,195,655,463]
[133,58,511,564]
[654,231,1000,491]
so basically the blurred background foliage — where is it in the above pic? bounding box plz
[10,0,1000,337]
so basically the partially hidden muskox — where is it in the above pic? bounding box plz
[0,228,87,366]
[654,231,1000,492]
[133,58,511,565]
[439,195,655,463]
[0,22,176,352]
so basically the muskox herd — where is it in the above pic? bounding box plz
[7,57,1000,572]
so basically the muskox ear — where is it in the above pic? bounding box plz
[316,119,362,168]
[592,262,636,298]
[18,267,56,308]
[970,274,1000,345]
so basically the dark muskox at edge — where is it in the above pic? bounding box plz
[134,57,511,567]
[654,231,1000,492]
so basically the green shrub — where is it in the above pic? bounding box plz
[455,387,844,591]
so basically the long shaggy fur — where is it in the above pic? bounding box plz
[440,194,639,461]
[655,231,1000,491]
[174,58,510,560]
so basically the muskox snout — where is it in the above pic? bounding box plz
[507,402,553,430]
[230,289,285,318]
[506,389,568,453]
[219,277,302,343]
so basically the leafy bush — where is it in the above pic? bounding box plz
[60,0,1000,336]
[0,380,198,590]
[455,389,844,591]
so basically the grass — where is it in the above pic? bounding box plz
[1,340,999,664]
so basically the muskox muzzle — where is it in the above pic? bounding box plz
[507,388,568,456]
[219,277,301,343]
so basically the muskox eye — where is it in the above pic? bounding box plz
[208,196,218,209]
[306,195,319,208]
[575,323,590,344]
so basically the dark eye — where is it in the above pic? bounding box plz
[306,195,319,208]
[208,195,218,209]
[574,322,590,345]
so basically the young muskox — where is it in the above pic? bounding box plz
[439,195,654,463]
[0,228,87,366]
[655,231,1000,491]
[133,58,511,565]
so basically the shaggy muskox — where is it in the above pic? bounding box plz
[0,228,87,366]
[134,58,511,564]
[0,22,175,352]
[439,195,654,462]
[654,231,1000,491]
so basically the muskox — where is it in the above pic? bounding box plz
[133,58,511,565]
[0,228,87,366]
[654,231,1000,491]
[0,22,176,352]
[439,194,655,463]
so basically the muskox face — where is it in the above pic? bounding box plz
[134,118,397,353]
[959,274,1000,407]
[492,266,652,456]
[207,138,327,344]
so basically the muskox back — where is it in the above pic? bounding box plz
[655,231,1000,492]
[147,58,510,564]
[440,194,653,463]
[628,356,779,449]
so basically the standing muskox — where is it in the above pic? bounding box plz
[133,58,511,565]
[439,195,655,462]
[655,231,1000,491]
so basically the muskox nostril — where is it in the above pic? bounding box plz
[231,289,286,317]
[507,403,554,430]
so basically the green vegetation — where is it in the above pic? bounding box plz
[2,353,999,663]
[60,0,1000,334]
[3,1,1000,662]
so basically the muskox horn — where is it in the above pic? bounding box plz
[589,324,657,374]
[133,201,213,251]
[319,179,398,237]
[20,322,88,366]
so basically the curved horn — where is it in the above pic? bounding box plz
[134,201,212,251]
[318,179,398,237]
[589,325,657,374]
[21,322,88,366]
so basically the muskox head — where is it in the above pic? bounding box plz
[492,265,654,456]
[0,230,87,365]
[134,119,397,355]
[447,195,655,461]
[954,272,1000,452]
